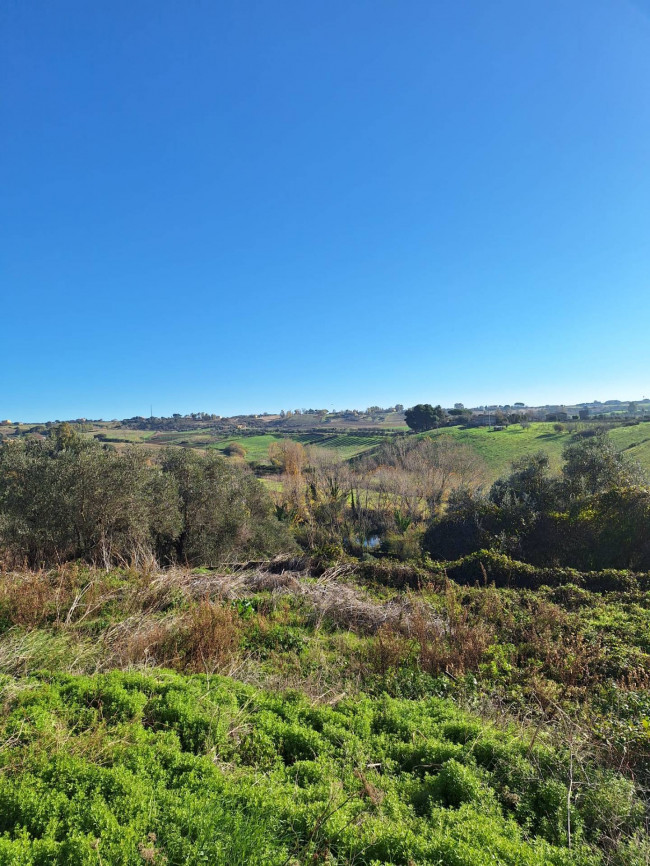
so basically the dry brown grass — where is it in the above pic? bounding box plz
[367,624,416,676]
[0,571,55,627]
[167,600,241,673]
[5,561,612,692]
[409,601,493,677]
[0,561,448,672]
[140,563,445,637]
[103,602,241,673]
[0,564,128,629]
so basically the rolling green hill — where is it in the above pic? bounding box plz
[425,423,574,482]
[213,432,388,463]
[83,421,650,484]
[424,422,650,484]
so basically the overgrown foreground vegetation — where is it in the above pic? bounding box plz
[0,429,649,863]
[2,668,640,866]
[0,560,648,864]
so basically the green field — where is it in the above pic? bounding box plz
[213,432,387,464]
[425,423,574,482]
[292,432,388,459]
[92,429,156,443]
[212,433,292,462]
[90,428,221,449]
[608,424,650,469]
[422,422,650,484]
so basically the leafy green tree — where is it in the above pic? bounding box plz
[562,433,645,499]
[490,453,559,512]
[424,436,650,570]
[51,421,79,451]
[404,404,446,432]
[0,437,180,567]
[422,489,497,560]
[160,449,293,565]
[0,438,292,568]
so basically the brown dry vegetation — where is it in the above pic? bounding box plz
[0,559,646,698]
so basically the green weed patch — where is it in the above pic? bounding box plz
[0,669,642,865]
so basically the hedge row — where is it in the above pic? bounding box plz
[443,550,650,593]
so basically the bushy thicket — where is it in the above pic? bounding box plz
[0,669,646,865]
[0,430,293,567]
[424,435,650,571]
[0,548,647,863]
[441,550,649,593]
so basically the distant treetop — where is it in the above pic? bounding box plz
[404,404,446,432]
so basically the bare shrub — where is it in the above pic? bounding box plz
[165,600,241,672]
[0,571,54,628]
[409,589,493,677]
[224,442,246,458]
[110,618,173,668]
[106,600,242,673]
[0,565,122,629]
[367,624,416,676]
[268,440,307,476]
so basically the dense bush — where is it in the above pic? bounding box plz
[0,433,294,567]
[443,550,648,593]
[424,438,650,571]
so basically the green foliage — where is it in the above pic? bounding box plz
[0,437,294,567]
[381,526,423,561]
[0,669,639,865]
[562,433,646,499]
[404,404,446,433]
[0,434,178,568]
[160,448,294,565]
[443,550,644,593]
[244,623,307,657]
[424,441,650,571]
[490,452,558,511]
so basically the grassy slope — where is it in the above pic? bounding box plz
[213,434,289,462]
[214,432,387,464]
[86,421,650,482]
[425,422,650,484]
[424,423,573,482]
[99,430,157,442]
[608,424,650,471]
[292,432,388,460]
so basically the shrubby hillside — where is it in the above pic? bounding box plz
[0,425,649,864]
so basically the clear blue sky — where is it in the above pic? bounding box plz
[3,0,650,420]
